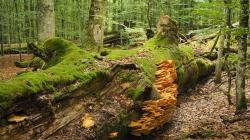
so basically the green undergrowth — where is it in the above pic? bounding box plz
[0,38,105,115]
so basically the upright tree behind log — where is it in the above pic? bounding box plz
[236,0,249,113]
[87,0,106,52]
[215,0,232,83]
[37,0,55,44]
[215,33,225,83]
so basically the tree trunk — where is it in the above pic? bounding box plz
[0,5,3,56]
[87,0,106,52]
[215,0,232,83]
[37,0,55,44]
[14,0,22,61]
[215,34,225,83]
[146,0,152,29]
[236,0,249,113]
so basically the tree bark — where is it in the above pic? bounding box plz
[215,0,232,83]
[236,0,249,113]
[37,0,55,44]
[0,3,3,56]
[87,0,106,52]
[215,34,225,83]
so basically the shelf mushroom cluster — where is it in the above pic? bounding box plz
[129,60,178,136]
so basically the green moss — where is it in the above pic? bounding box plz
[140,37,213,93]
[128,87,145,100]
[0,36,214,116]
[117,70,136,83]
[106,47,141,60]
[15,57,45,69]
[0,38,102,114]
[227,53,238,64]
[196,58,215,78]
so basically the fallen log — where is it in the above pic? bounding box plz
[0,15,215,139]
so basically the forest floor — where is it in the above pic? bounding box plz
[0,54,32,80]
[1,52,250,140]
[150,73,250,140]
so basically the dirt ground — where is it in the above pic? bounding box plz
[149,73,250,140]
[0,54,33,80]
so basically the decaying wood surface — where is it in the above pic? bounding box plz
[129,60,178,136]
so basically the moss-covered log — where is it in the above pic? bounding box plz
[0,16,215,139]
[0,38,100,117]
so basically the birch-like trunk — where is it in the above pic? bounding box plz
[87,0,106,52]
[37,0,55,44]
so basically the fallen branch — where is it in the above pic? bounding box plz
[221,114,250,124]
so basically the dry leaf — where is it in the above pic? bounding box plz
[108,131,119,139]
[8,114,28,123]
[82,113,95,129]
[121,83,130,89]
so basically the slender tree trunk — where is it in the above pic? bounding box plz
[37,0,55,44]
[7,2,12,56]
[215,0,232,83]
[0,1,3,56]
[236,0,249,113]
[24,0,31,45]
[215,33,225,83]
[87,0,106,52]
[146,0,152,29]
[224,0,232,51]
[76,0,84,47]
[0,26,3,56]
[14,0,22,61]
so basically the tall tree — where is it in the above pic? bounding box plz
[37,0,55,44]
[236,0,249,113]
[87,0,106,52]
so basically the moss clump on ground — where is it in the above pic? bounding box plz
[0,38,103,115]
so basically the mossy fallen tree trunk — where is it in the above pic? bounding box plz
[0,16,215,139]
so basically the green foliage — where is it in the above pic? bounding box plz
[121,28,147,46]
